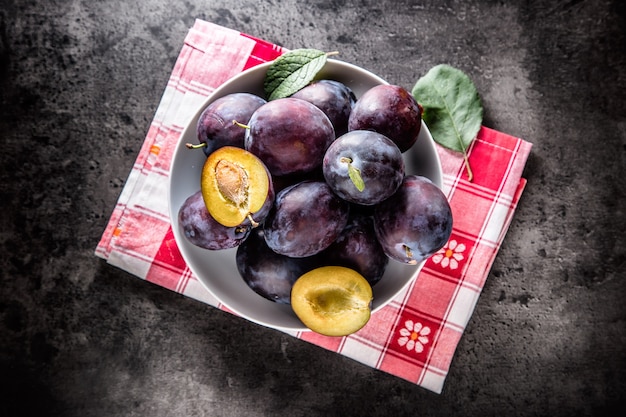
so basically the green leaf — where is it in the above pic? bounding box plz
[264,49,330,100]
[412,64,483,181]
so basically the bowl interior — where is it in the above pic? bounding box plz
[168,59,443,332]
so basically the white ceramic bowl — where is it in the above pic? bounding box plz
[168,59,443,332]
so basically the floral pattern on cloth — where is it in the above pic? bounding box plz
[432,240,466,270]
[398,320,432,354]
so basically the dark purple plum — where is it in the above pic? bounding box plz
[323,130,405,205]
[193,93,266,155]
[348,84,423,152]
[374,175,452,264]
[236,228,320,304]
[263,180,350,258]
[291,79,356,136]
[320,213,389,286]
[178,190,251,250]
[244,97,335,177]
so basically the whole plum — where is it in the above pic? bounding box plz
[236,228,319,304]
[178,190,251,250]
[263,180,350,258]
[374,175,452,265]
[348,84,422,152]
[245,97,335,177]
[291,79,356,136]
[195,93,267,155]
[320,213,389,286]
[322,130,405,205]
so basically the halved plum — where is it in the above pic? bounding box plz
[201,146,274,228]
[291,266,373,337]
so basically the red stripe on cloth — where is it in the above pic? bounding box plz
[151,227,188,271]
[240,33,286,69]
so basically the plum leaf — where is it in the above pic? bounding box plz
[412,64,483,181]
[264,49,337,101]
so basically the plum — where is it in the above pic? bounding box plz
[193,92,267,155]
[322,130,405,205]
[291,79,356,136]
[263,180,350,258]
[374,175,453,264]
[319,213,389,286]
[236,228,319,304]
[348,84,422,152]
[244,97,335,177]
[177,190,251,250]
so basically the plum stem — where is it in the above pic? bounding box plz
[186,142,207,149]
[232,120,250,130]
[247,214,259,228]
[404,245,417,265]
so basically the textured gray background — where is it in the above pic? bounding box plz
[1,0,625,416]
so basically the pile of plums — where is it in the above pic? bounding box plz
[178,78,453,336]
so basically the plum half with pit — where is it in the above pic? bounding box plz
[322,130,405,205]
[236,228,319,304]
[192,92,267,155]
[263,180,350,258]
[348,84,423,152]
[244,97,335,177]
[374,175,453,265]
[290,79,356,136]
[201,146,274,228]
[178,190,251,250]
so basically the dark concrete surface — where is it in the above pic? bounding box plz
[1,0,625,416]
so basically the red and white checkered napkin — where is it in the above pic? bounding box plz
[95,19,532,394]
